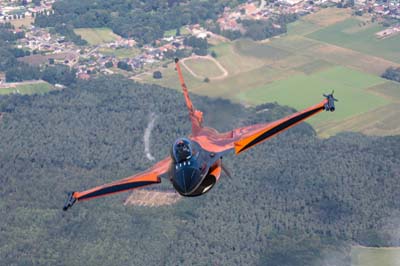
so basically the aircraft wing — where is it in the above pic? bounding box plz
[233,99,328,154]
[192,98,331,155]
[63,156,171,210]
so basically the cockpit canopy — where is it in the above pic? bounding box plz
[172,138,192,162]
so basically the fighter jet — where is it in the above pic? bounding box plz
[63,58,337,210]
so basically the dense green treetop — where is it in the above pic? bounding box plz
[382,66,400,83]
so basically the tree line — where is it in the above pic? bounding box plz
[382,66,400,82]
[207,13,298,41]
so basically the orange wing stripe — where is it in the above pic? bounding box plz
[72,156,171,202]
[73,173,160,201]
[234,100,327,154]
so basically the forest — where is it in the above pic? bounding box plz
[0,75,399,265]
[208,13,298,41]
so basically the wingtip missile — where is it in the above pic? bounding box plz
[323,91,338,112]
[63,192,77,211]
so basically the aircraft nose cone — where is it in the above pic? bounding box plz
[173,166,201,194]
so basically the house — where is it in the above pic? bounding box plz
[78,73,90,80]
[281,0,304,6]
[0,72,5,84]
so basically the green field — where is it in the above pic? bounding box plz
[163,27,190,37]
[74,28,120,45]
[352,246,400,266]
[287,19,321,36]
[233,39,291,60]
[210,41,267,75]
[307,18,400,63]
[183,58,224,78]
[10,16,34,28]
[237,66,389,131]
[0,82,53,95]
[99,47,141,59]
[370,81,400,101]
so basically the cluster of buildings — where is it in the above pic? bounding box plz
[217,1,320,31]
[217,0,400,32]
[356,0,400,20]
[17,27,77,54]
[73,33,190,79]
[0,0,54,21]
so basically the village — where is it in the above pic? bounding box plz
[0,0,399,83]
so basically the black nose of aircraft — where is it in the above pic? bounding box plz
[172,163,202,194]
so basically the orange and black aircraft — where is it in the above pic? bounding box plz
[63,58,337,211]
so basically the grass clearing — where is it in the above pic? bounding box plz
[0,81,53,95]
[294,59,334,75]
[74,28,120,45]
[99,47,141,59]
[9,16,34,28]
[317,103,400,137]
[302,7,352,27]
[163,27,190,37]
[305,44,399,75]
[268,35,320,52]
[234,39,291,60]
[183,57,224,79]
[272,54,315,71]
[369,81,400,101]
[307,18,400,63]
[210,41,266,75]
[287,19,322,35]
[351,246,400,266]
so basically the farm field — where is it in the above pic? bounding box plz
[302,7,352,27]
[234,38,291,60]
[307,18,400,63]
[99,47,141,59]
[352,246,400,266]
[9,16,34,28]
[74,28,120,45]
[0,81,53,95]
[237,66,390,135]
[141,8,400,137]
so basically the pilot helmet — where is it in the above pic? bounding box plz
[173,138,192,162]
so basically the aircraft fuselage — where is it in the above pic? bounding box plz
[169,139,220,197]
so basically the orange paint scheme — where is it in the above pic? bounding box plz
[234,100,327,154]
[208,160,222,181]
[72,156,171,201]
[175,58,203,135]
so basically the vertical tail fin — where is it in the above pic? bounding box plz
[175,58,203,135]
